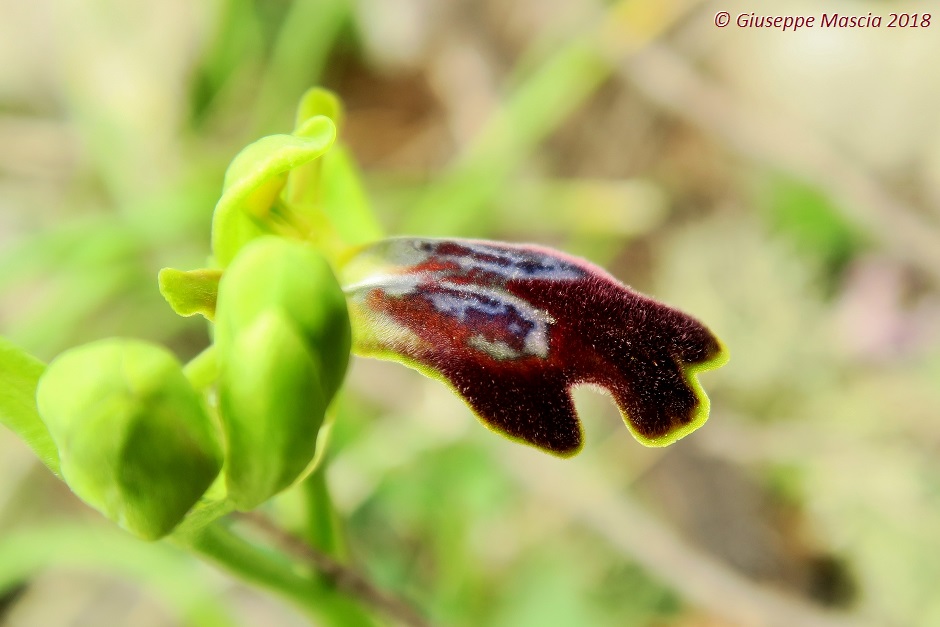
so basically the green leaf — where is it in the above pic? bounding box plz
[0,337,60,476]
[210,203,269,270]
[250,0,350,136]
[158,268,223,321]
[37,339,223,539]
[0,525,236,627]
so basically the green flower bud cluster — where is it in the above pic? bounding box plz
[12,88,364,540]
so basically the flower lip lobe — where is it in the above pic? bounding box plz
[342,237,728,456]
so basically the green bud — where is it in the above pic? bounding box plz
[215,237,351,509]
[36,339,223,540]
[216,237,350,400]
[221,311,325,510]
[211,117,336,267]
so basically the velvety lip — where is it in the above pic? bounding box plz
[342,237,729,456]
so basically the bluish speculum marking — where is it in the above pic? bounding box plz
[416,239,586,282]
[424,281,549,359]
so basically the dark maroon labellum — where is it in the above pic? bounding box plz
[341,238,728,456]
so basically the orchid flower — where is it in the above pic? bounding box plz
[0,88,730,542]
[164,86,728,466]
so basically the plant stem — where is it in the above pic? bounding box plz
[302,462,348,559]
[239,511,431,627]
[181,522,376,627]
[183,345,219,391]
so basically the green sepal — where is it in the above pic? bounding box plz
[283,90,340,210]
[294,87,344,132]
[158,268,223,321]
[318,145,383,246]
[210,204,267,270]
[220,311,326,510]
[211,116,336,267]
[36,339,223,540]
[287,88,383,250]
[0,337,60,476]
[168,474,234,541]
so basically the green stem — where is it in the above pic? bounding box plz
[183,345,219,390]
[181,522,375,627]
[302,463,348,559]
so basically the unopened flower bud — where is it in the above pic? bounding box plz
[37,339,222,539]
[215,237,350,509]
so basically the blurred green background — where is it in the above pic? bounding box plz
[2,0,940,625]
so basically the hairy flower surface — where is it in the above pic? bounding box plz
[341,237,728,456]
